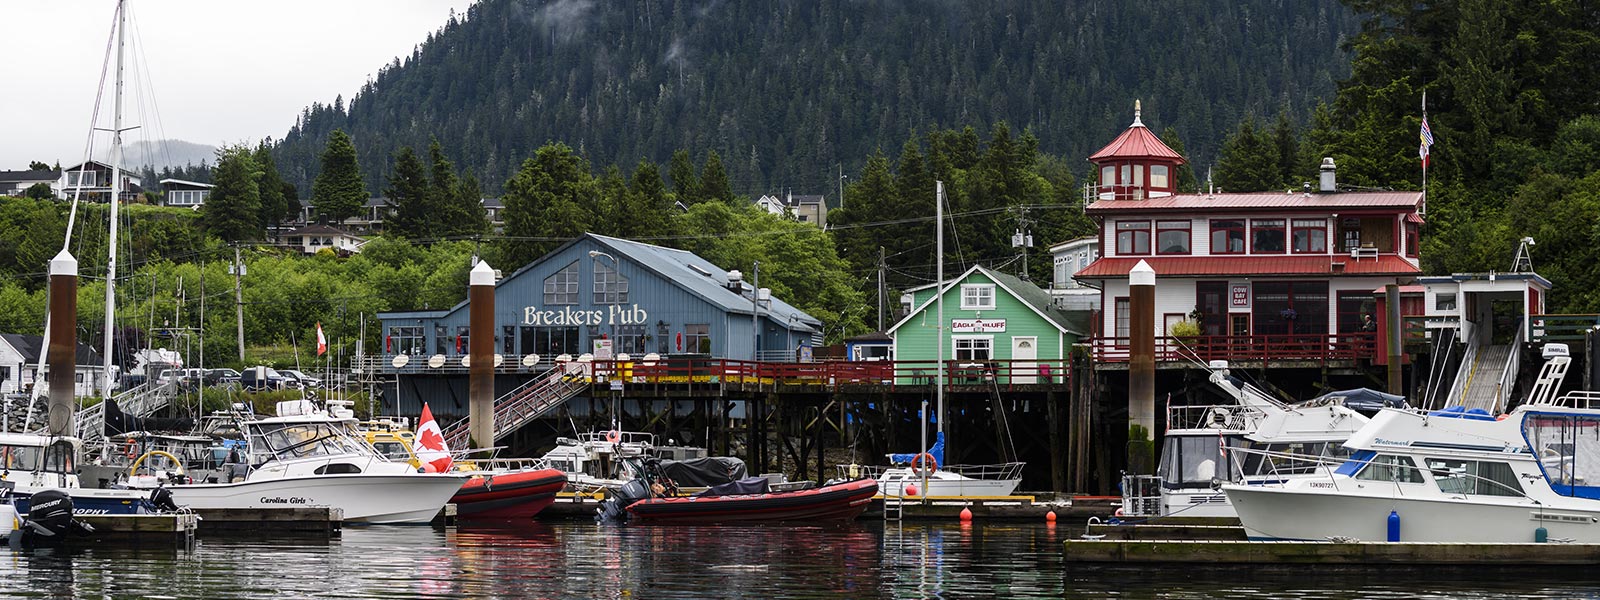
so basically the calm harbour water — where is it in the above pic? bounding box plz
[2,520,1598,599]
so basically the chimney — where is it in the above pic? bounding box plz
[1319,157,1337,192]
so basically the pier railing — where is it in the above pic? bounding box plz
[1530,314,1600,343]
[1089,333,1378,364]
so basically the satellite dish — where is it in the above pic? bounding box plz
[521,354,540,367]
[642,352,661,365]
[616,353,630,362]
[493,354,504,367]
[577,353,594,363]
[391,354,409,368]
[555,353,573,363]
[460,355,471,368]
[427,354,446,369]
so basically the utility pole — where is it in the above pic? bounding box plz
[751,260,761,362]
[233,245,245,362]
[1011,206,1034,281]
[838,164,846,209]
[876,246,886,331]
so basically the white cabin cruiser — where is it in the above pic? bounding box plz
[848,432,1025,498]
[1223,344,1600,542]
[0,432,153,515]
[1121,362,1371,518]
[135,400,467,524]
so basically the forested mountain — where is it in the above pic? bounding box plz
[273,0,1359,196]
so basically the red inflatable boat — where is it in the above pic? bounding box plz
[624,478,878,523]
[451,468,568,519]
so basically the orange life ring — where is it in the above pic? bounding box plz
[910,452,938,472]
[123,440,137,459]
[606,430,621,444]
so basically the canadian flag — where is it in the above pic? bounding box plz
[315,322,327,356]
[413,403,453,473]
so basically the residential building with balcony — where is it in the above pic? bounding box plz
[1074,104,1423,362]
[159,178,212,207]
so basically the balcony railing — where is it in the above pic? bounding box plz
[1090,333,1378,364]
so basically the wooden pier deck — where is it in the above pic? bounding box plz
[1064,539,1600,565]
[76,513,198,544]
[191,507,343,535]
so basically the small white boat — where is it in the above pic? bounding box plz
[136,400,466,524]
[0,432,153,515]
[535,430,716,491]
[845,432,1024,498]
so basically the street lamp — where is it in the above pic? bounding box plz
[589,249,621,432]
[750,261,770,362]
[587,250,619,357]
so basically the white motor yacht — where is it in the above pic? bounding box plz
[1225,386,1600,542]
[1122,362,1371,518]
[0,432,153,515]
[135,400,466,524]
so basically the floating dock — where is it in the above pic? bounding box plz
[191,507,342,535]
[1064,539,1600,565]
[536,490,1102,521]
[1085,516,1246,541]
[76,513,198,544]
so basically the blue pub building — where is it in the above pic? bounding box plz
[375,233,823,419]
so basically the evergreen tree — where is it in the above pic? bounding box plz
[429,139,487,237]
[699,150,734,206]
[668,149,699,205]
[1271,110,1301,186]
[27,161,50,172]
[1214,116,1280,192]
[384,146,433,240]
[499,143,597,267]
[203,144,263,242]
[310,129,366,225]
[254,142,289,232]
[625,160,674,240]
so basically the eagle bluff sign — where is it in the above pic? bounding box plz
[522,304,650,326]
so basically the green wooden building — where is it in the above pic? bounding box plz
[889,265,1088,384]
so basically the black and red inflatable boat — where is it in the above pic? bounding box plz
[451,468,568,519]
[623,477,878,523]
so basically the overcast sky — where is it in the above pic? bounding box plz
[0,0,476,169]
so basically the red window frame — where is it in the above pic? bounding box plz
[1405,222,1419,258]
[1251,219,1287,254]
[1291,219,1328,254]
[1116,220,1151,255]
[1210,219,1246,254]
[1155,220,1191,255]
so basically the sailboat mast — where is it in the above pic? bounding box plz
[935,181,944,438]
[102,0,126,399]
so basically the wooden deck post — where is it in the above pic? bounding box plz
[1128,260,1157,475]
[468,260,496,455]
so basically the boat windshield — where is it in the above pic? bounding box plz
[370,441,413,461]
[0,444,42,471]
[248,422,370,462]
[1157,435,1245,489]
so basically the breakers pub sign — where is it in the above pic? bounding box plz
[522,304,650,326]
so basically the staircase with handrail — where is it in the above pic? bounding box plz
[442,367,589,450]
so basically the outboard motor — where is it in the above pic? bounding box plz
[22,490,94,547]
[595,478,653,524]
[148,487,180,513]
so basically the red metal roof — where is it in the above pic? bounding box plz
[1075,255,1421,278]
[1088,124,1185,162]
[1086,191,1423,213]
[1406,212,1425,223]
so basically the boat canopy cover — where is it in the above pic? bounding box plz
[694,476,770,497]
[1302,388,1407,413]
[888,431,945,467]
[103,399,194,436]
[1428,406,1497,421]
[660,457,747,487]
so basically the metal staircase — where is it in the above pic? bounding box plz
[1452,344,1517,413]
[69,380,178,443]
[442,367,589,449]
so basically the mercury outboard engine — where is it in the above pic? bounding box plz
[22,490,95,547]
[148,487,180,513]
[595,478,652,524]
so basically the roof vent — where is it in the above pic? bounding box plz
[690,264,712,277]
[1319,157,1337,192]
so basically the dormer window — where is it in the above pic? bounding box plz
[961,284,995,310]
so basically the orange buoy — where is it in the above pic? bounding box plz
[959,507,973,521]
[1045,510,1057,523]
[905,483,919,497]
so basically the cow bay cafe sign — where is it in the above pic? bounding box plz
[522,304,649,326]
[951,318,1006,333]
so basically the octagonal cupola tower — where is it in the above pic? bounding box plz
[1088,100,1186,201]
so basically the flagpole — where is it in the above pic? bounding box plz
[1421,90,1429,215]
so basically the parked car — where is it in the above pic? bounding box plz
[240,367,296,391]
[278,369,323,389]
[204,368,241,387]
